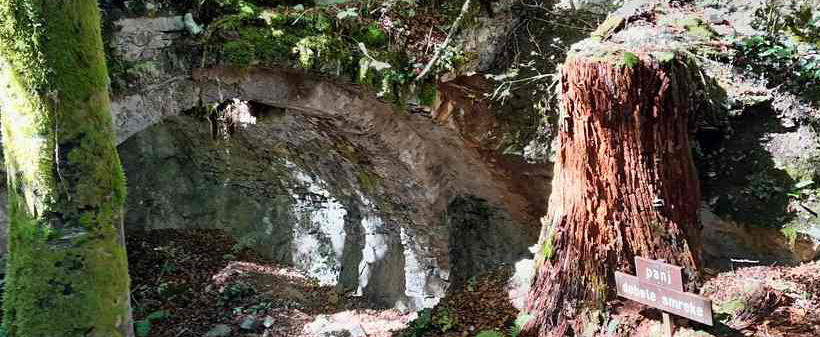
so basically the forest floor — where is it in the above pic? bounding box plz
[127,229,820,337]
[127,229,413,337]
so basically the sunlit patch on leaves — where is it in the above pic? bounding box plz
[652,51,676,63]
[336,7,358,20]
[620,52,639,69]
[509,312,533,337]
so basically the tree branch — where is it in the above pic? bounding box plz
[414,0,471,82]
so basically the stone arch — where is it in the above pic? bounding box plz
[113,66,548,309]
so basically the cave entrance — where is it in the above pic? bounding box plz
[118,99,434,336]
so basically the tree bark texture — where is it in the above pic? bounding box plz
[520,53,703,336]
[0,1,134,336]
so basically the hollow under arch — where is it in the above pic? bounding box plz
[113,66,551,310]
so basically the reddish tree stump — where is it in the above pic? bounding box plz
[520,52,703,336]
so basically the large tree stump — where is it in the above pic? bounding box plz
[520,51,703,336]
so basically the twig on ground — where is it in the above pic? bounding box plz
[423,25,435,55]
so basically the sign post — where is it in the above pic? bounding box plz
[615,257,713,337]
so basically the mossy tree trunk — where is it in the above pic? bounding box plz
[520,52,703,336]
[0,1,134,336]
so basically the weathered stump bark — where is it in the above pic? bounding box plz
[520,52,703,336]
[0,1,134,336]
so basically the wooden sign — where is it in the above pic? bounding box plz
[614,257,714,337]
[615,271,713,325]
[635,256,684,291]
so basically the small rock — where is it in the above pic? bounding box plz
[263,316,275,328]
[183,13,203,35]
[304,315,367,337]
[240,315,260,331]
[204,324,232,337]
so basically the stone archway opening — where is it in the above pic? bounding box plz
[119,97,432,309]
[114,78,548,335]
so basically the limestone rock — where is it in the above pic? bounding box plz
[262,316,275,328]
[183,13,203,35]
[507,245,539,310]
[110,16,185,62]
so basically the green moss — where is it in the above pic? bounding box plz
[680,16,716,39]
[782,225,799,246]
[131,61,160,78]
[0,0,131,335]
[717,298,745,315]
[782,160,819,183]
[223,40,256,66]
[356,23,387,47]
[356,170,380,195]
[620,51,639,68]
[205,5,440,102]
[591,15,624,42]
[536,224,556,267]
[417,81,438,107]
[211,9,355,73]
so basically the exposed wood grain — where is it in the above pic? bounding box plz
[521,54,703,336]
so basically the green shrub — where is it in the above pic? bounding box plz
[406,308,434,336]
[434,308,457,332]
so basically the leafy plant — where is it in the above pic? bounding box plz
[406,308,434,336]
[218,280,257,304]
[434,308,457,332]
[787,179,814,199]
[742,172,780,200]
[476,330,505,337]
[728,1,820,97]
[134,310,168,337]
[134,321,151,337]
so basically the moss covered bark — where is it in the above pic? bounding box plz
[0,1,134,336]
